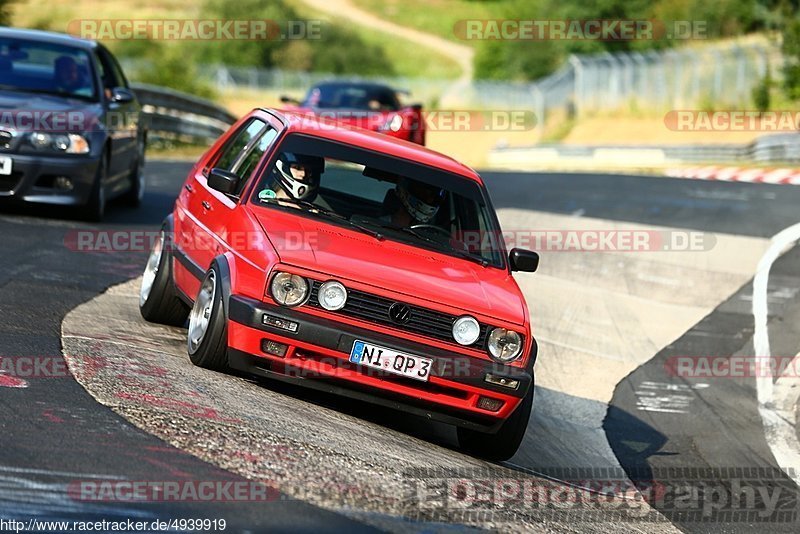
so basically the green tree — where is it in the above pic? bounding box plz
[752,67,772,111]
[306,23,395,76]
[0,0,15,26]
[783,15,800,99]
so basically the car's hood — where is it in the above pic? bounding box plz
[0,90,103,132]
[253,208,525,325]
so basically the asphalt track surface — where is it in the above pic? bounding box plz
[1,162,800,531]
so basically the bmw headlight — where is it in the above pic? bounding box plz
[487,328,523,362]
[452,315,480,346]
[270,272,309,307]
[318,280,347,311]
[28,132,90,154]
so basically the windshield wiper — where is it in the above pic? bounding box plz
[368,221,491,267]
[401,227,490,267]
[259,197,384,240]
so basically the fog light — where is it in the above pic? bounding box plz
[477,396,505,412]
[318,280,347,311]
[452,315,480,346]
[484,373,520,390]
[262,314,299,333]
[54,176,74,191]
[262,339,288,357]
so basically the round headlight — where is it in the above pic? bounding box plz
[319,280,347,311]
[53,135,70,151]
[270,272,309,307]
[452,315,480,346]
[30,132,51,148]
[487,328,523,362]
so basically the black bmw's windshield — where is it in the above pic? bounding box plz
[302,83,401,111]
[251,134,506,269]
[0,38,98,102]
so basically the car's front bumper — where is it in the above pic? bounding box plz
[227,294,534,432]
[0,152,100,206]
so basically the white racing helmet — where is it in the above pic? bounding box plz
[273,152,325,200]
[395,178,444,223]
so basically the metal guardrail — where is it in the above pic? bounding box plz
[488,134,800,170]
[130,83,238,144]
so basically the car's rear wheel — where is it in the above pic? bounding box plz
[187,266,228,371]
[139,229,188,326]
[457,386,533,461]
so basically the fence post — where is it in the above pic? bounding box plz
[568,55,583,117]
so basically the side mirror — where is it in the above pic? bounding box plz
[207,168,240,195]
[110,87,134,104]
[280,95,300,105]
[509,248,539,272]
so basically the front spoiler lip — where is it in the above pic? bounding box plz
[227,348,514,433]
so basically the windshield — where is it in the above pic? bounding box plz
[302,84,400,111]
[0,38,98,101]
[250,134,506,269]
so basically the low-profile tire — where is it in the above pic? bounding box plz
[187,266,228,371]
[84,154,107,222]
[121,139,145,207]
[139,229,188,326]
[457,386,533,461]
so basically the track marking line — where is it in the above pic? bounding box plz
[753,222,800,486]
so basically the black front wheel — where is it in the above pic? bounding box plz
[187,266,229,371]
[121,138,146,207]
[84,154,107,222]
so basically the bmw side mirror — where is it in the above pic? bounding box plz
[110,87,134,104]
[207,168,240,195]
[509,248,539,272]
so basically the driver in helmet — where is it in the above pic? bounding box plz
[260,152,326,205]
[389,177,445,227]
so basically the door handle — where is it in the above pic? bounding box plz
[185,183,194,193]
[202,201,212,211]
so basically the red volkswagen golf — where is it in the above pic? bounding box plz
[139,109,539,460]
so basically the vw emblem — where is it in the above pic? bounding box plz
[388,302,412,324]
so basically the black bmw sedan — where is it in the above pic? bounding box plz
[0,27,145,220]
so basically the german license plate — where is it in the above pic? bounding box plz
[349,340,433,382]
[0,156,11,176]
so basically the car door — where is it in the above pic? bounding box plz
[204,119,281,264]
[183,118,272,278]
[94,45,139,195]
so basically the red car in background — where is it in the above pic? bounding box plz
[139,108,539,460]
[280,81,426,145]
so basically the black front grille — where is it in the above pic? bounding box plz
[308,281,490,349]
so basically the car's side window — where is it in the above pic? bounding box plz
[103,48,129,89]
[95,47,125,98]
[233,127,278,197]
[212,119,266,173]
